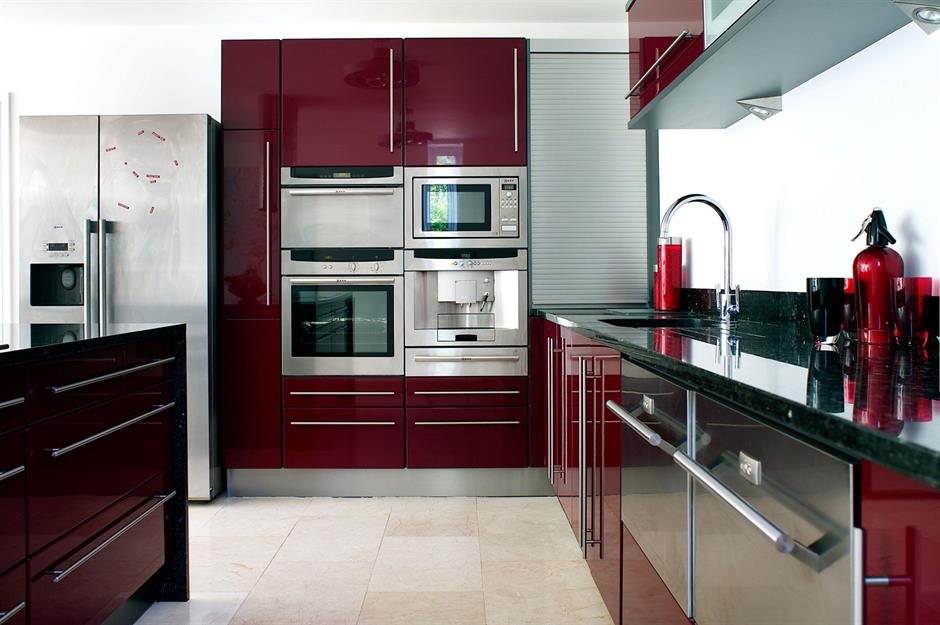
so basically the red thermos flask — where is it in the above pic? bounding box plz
[654,237,682,311]
[852,209,903,345]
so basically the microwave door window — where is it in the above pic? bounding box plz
[423,184,492,232]
[292,285,393,357]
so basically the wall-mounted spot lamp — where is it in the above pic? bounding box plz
[736,96,782,121]
[894,0,940,34]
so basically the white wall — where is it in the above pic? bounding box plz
[658,24,940,293]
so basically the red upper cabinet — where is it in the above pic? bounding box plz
[403,38,527,167]
[222,129,280,319]
[221,40,280,129]
[281,39,403,167]
[627,0,704,118]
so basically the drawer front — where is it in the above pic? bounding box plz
[0,563,25,625]
[0,369,26,436]
[406,407,528,468]
[406,376,528,407]
[29,480,171,625]
[0,431,25,575]
[284,377,404,408]
[29,339,174,423]
[405,347,528,377]
[28,382,173,553]
[284,408,404,468]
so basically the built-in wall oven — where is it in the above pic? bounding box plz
[281,249,404,376]
[405,166,527,248]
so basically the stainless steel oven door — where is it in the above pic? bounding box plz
[282,275,404,376]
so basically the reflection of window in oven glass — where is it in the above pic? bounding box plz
[423,184,491,232]
[292,286,393,357]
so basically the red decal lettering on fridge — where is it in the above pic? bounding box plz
[132,171,140,178]
[137,129,145,135]
[151,131,166,142]
[149,179,158,184]
[173,159,179,167]
[145,173,160,179]
[149,206,155,214]
[117,202,130,210]
[105,146,117,152]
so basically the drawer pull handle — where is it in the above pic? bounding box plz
[287,188,397,196]
[625,30,691,99]
[48,356,175,395]
[606,400,662,447]
[48,491,176,584]
[413,355,520,363]
[865,576,914,587]
[50,402,175,458]
[0,601,26,625]
[0,396,25,411]
[413,390,520,396]
[289,391,396,396]
[0,465,25,483]
[414,420,520,426]
[290,421,396,426]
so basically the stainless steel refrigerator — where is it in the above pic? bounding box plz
[19,114,221,500]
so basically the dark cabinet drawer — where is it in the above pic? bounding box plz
[27,381,173,553]
[284,377,404,409]
[406,407,528,468]
[405,376,527,407]
[284,408,404,468]
[29,340,173,423]
[0,431,25,575]
[0,563,26,625]
[0,368,26,435]
[29,476,171,625]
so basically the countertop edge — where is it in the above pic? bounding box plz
[0,324,187,367]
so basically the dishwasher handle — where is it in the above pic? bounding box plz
[606,399,662,447]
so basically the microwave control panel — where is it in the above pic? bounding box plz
[498,178,520,237]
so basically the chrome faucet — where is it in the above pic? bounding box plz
[660,194,740,325]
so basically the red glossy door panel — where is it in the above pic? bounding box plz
[862,461,940,625]
[284,377,404,408]
[405,376,527,407]
[404,38,527,166]
[282,39,403,167]
[0,368,26,435]
[0,431,25,575]
[529,317,547,468]
[221,319,281,468]
[221,40,280,129]
[284,408,404,468]
[0,564,26,625]
[406,407,527,468]
[27,382,172,553]
[222,130,280,319]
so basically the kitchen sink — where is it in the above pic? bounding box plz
[599,317,717,329]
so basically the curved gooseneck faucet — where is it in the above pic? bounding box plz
[660,194,740,325]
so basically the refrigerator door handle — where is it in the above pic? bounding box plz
[83,219,96,338]
[97,218,108,333]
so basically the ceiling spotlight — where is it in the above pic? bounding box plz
[894,1,940,34]
[737,96,782,121]
[914,6,940,23]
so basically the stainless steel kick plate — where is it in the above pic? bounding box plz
[642,395,655,415]
[738,451,762,486]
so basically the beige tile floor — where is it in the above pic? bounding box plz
[135,496,613,625]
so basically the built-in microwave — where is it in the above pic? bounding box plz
[405,166,528,249]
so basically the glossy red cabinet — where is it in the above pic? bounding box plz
[282,39,403,167]
[406,407,528,468]
[0,431,25,576]
[627,0,704,118]
[221,39,280,130]
[222,130,280,318]
[284,377,404,409]
[0,369,25,436]
[0,563,26,625]
[862,461,940,625]
[529,317,547,468]
[403,38,527,167]
[284,408,405,468]
[405,376,527,408]
[221,319,281,468]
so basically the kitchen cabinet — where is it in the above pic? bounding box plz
[221,319,281,468]
[406,406,528,468]
[703,0,759,47]
[0,369,25,436]
[861,460,940,625]
[405,376,528,408]
[284,377,404,409]
[0,431,25,577]
[221,39,280,130]
[0,564,25,625]
[284,408,405,469]
[529,317,547,469]
[281,39,403,167]
[222,130,280,319]
[403,38,527,167]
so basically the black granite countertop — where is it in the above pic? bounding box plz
[534,306,940,489]
[0,323,185,366]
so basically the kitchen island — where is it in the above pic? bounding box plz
[0,323,188,625]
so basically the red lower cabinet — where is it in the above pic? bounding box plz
[284,377,404,409]
[406,407,528,468]
[285,408,405,469]
[0,431,25,575]
[0,563,25,625]
[405,376,528,408]
[0,369,26,436]
[862,461,940,625]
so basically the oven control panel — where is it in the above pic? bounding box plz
[498,178,520,237]
[282,249,404,276]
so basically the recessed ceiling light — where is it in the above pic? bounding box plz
[914,6,940,23]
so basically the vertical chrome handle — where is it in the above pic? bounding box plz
[389,48,395,154]
[264,140,271,306]
[83,219,94,338]
[561,343,568,483]
[546,336,554,484]
[513,47,519,153]
[597,358,606,558]
[578,356,588,558]
[97,218,108,333]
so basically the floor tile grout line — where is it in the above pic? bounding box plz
[356,501,393,625]
[476,496,488,625]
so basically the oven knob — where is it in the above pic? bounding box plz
[452,260,459,266]
[349,262,358,272]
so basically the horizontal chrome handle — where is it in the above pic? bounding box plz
[290,391,396,396]
[413,390,520,396]
[606,400,662,447]
[48,491,176,583]
[49,357,175,394]
[865,576,913,587]
[414,420,520,426]
[50,402,175,458]
[625,29,690,98]
[287,188,397,196]
[289,277,397,285]
[0,396,25,411]
[673,449,794,554]
[413,355,520,363]
[290,421,397,426]
[0,601,26,625]
[0,465,25,483]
